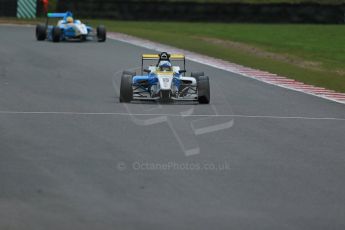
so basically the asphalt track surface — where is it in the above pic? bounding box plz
[1,26,345,230]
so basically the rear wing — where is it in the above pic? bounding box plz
[141,52,186,74]
[142,54,185,60]
[47,13,67,18]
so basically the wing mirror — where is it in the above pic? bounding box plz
[143,69,151,73]
[179,70,186,74]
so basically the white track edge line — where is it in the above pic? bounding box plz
[106,32,345,105]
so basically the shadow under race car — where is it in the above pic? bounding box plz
[35,11,106,42]
[120,52,210,104]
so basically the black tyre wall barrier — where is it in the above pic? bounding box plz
[56,1,345,24]
[0,0,17,17]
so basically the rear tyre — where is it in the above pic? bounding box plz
[119,71,134,103]
[97,25,106,42]
[191,72,204,81]
[52,26,61,43]
[36,24,46,41]
[197,76,210,104]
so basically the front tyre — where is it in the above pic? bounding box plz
[197,76,210,104]
[81,35,87,42]
[119,71,134,103]
[36,24,46,41]
[52,26,61,43]
[97,25,106,42]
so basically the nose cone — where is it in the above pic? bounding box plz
[159,76,173,90]
[74,24,88,35]
[79,25,88,35]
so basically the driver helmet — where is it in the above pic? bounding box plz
[66,17,74,23]
[158,61,172,71]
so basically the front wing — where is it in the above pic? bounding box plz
[132,76,198,102]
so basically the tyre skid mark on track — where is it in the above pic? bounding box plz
[107,32,345,105]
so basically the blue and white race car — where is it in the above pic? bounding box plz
[35,11,106,42]
[119,52,210,104]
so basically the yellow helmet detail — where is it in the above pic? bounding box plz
[66,17,73,23]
